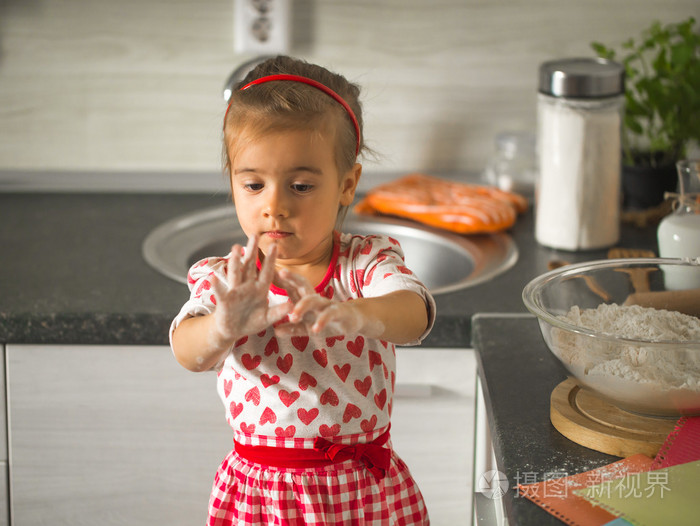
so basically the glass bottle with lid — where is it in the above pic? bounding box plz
[535,57,625,251]
[657,159,700,288]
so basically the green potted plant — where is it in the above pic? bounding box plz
[592,16,700,210]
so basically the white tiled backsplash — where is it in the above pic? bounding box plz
[0,0,698,182]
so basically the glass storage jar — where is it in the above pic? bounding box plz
[535,57,625,251]
[483,131,537,199]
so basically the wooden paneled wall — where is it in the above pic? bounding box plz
[0,0,698,180]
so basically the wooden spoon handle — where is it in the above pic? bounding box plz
[623,289,700,318]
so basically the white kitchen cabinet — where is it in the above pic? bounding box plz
[472,375,508,526]
[390,348,476,525]
[0,345,9,526]
[5,345,232,526]
[5,345,476,525]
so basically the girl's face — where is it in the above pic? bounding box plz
[229,125,361,272]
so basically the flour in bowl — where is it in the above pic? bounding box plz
[549,304,700,414]
[563,303,700,341]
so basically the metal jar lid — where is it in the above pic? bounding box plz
[539,57,624,98]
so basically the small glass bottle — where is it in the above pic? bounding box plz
[535,58,625,251]
[657,159,700,288]
[483,131,537,200]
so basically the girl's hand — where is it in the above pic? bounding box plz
[276,270,385,339]
[209,236,292,348]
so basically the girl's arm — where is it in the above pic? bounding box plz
[278,271,430,344]
[340,289,430,344]
[171,313,235,372]
[171,237,292,372]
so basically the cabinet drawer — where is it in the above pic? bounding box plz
[7,345,232,525]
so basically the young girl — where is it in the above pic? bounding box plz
[170,56,436,525]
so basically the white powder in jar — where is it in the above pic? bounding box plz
[535,96,622,250]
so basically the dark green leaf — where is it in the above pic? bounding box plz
[590,16,700,160]
[624,116,644,135]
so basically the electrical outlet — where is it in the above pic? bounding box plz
[234,0,291,54]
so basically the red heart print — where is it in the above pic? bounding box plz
[275,425,296,437]
[361,415,377,432]
[312,349,328,368]
[223,379,232,397]
[297,407,319,425]
[398,266,412,275]
[264,337,279,356]
[380,340,389,349]
[245,386,260,406]
[257,329,267,338]
[333,363,351,382]
[363,265,377,286]
[353,269,365,291]
[299,372,318,391]
[383,363,389,379]
[319,424,341,437]
[277,353,293,374]
[279,390,300,407]
[368,350,383,371]
[195,279,211,295]
[321,287,334,299]
[260,407,277,425]
[234,336,248,347]
[273,315,290,328]
[347,336,364,357]
[343,403,362,423]
[391,371,396,390]
[326,335,344,347]
[320,387,339,406]
[240,422,256,434]
[360,240,373,254]
[388,236,399,245]
[211,295,217,305]
[260,374,280,388]
[374,388,387,410]
[241,354,261,370]
[292,336,309,352]
[229,402,243,419]
[354,376,372,397]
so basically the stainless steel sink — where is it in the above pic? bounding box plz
[142,205,518,295]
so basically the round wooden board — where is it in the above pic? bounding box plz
[550,378,676,458]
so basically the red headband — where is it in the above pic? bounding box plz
[226,74,361,157]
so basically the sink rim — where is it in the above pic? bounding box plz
[142,205,518,295]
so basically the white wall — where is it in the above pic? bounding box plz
[0,0,698,180]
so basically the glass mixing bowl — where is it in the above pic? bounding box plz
[522,258,700,417]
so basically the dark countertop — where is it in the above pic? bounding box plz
[0,191,658,346]
[471,314,622,525]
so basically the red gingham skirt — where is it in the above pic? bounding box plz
[207,427,430,525]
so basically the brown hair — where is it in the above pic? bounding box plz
[223,56,365,177]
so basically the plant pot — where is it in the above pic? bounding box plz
[622,162,678,210]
